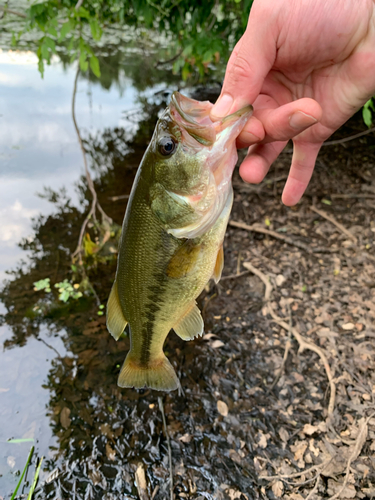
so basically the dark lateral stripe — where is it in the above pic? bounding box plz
[139,271,166,366]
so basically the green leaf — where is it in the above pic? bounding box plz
[363,106,372,128]
[89,55,101,77]
[59,290,70,302]
[47,25,57,37]
[60,20,73,41]
[38,57,44,78]
[89,18,102,41]
[27,455,43,500]
[7,438,34,444]
[79,51,88,72]
[33,278,50,291]
[10,446,34,500]
[321,199,332,205]
[44,37,56,52]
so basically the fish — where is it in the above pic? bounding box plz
[106,92,252,391]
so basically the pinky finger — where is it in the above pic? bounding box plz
[281,141,322,206]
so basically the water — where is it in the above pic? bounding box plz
[0,44,263,499]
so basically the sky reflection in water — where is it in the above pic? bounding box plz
[0,53,137,495]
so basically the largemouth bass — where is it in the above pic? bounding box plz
[107,92,252,391]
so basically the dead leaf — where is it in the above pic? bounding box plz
[179,433,192,443]
[271,480,284,498]
[106,442,116,461]
[257,431,268,449]
[210,340,225,349]
[342,322,355,330]
[60,407,71,429]
[302,423,319,436]
[275,275,286,287]
[135,463,149,500]
[217,400,229,416]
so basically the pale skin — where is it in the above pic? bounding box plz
[210,0,375,206]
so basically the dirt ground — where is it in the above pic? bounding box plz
[196,111,375,499]
[4,100,374,500]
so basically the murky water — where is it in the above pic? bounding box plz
[1,43,263,499]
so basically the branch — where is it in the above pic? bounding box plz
[310,206,357,244]
[229,220,337,254]
[70,65,112,265]
[158,397,173,500]
[0,5,27,18]
[243,261,336,421]
[322,126,375,146]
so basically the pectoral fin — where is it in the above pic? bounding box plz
[212,244,224,284]
[173,302,204,341]
[106,280,128,340]
[167,240,203,279]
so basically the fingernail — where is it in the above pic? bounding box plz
[211,94,234,118]
[289,111,317,130]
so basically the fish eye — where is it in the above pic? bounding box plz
[158,137,177,156]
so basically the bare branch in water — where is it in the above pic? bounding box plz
[71,65,112,265]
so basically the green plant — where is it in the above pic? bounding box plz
[9,446,43,500]
[362,98,375,127]
[54,279,83,302]
[33,278,83,302]
[4,0,253,80]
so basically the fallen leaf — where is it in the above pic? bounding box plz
[275,275,286,287]
[272,480,284,498]
[217,400,228,417]
[210,340,224,349]
[342,322,355,330]
[106,442,116,461]
[257,431,268,449]
[302,423,319,436]
[60,407,71,429]
[135,463,148,500]
[179,433,192,443]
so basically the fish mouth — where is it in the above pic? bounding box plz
[170,91,253,147]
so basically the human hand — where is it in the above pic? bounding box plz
[211,0,375,205]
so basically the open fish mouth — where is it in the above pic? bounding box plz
[170,91,253,147]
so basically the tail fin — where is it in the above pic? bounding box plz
[117,353,180,392]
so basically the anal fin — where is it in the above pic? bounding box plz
[106,280,127,340]
[212,244,224,284]
[173,302,204,341]
[118,352,179,392]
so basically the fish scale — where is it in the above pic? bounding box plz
[106,92,252,391]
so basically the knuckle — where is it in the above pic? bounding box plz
[229,55,253,83]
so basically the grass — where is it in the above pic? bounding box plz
[9,446,43,500]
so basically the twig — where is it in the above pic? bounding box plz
[108,194,129,201]
[229,220,336,254]
[259,459,331,481]
[243,261,336,421]
[305,474,320,500]
[310,206,357,244]
[0,5,27,18]
[327,412,374,500]
[158,397,173,500]
[220,269,251,281]
[75,0,84,10]
[331,193,375,200]
[322,126,375,146]
[70,64,112,264]
[155,49,183,68]
[269,305,292,391]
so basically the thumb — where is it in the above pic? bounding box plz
[211,8,278,118]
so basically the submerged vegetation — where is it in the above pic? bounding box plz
[1,0,253,80]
